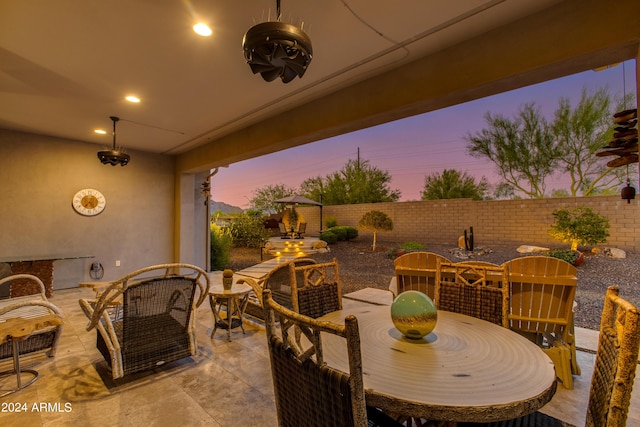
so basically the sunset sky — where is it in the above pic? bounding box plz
[211,60,637,209]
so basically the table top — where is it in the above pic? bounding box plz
[233,257,296,280]
[319,304,557,423]
[208,281,253,297]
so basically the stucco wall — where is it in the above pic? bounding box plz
[298,196,639,251]
[0,130,177,287]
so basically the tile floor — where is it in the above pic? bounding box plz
[1,287,639,427]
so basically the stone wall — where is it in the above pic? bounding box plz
[297,195,639,251]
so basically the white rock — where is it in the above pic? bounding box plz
[604,247,626,259]
[516,245,550,254]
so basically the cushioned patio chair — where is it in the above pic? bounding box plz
[293,222,306,239]
[79,263,209,379]
[0,274,64,359]
[460,285,640,427]
[262,289,402,427]
[0,274,64,396]
[278,222,291,239]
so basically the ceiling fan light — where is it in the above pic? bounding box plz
[97,149,130,166]
[242,21,312,83]
[98,116,130,166]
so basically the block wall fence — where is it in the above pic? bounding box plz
[296,195,640,251]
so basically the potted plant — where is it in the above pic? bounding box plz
[546,249,584,266]
[547,207,610,266]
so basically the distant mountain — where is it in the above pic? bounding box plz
[210,200,243,214]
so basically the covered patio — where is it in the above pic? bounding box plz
[1,285,638,426]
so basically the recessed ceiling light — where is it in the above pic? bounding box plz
[94,129,107,135]
[125,95,140,103]
[193,22,212,36]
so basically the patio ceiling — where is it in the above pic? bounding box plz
[1,1,566,159]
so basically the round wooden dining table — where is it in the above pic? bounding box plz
[319,304,557,423]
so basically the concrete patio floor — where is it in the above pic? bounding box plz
[1,286,639,426]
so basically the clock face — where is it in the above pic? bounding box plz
[72,188,106,216]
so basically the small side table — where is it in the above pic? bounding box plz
[209,282,253,342]
[0,314,63,397]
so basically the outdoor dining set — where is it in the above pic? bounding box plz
[0,251,638,426]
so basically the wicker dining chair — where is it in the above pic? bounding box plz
[434,260,509,327]
[460,285,640,427]
[79,263,209,379]
[241,258,317,320]
[262,289,401,427]
[290,258,342,318]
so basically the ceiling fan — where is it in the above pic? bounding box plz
[242,0,313,83]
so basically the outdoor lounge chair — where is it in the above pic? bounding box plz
[390,251,451,298]
[0,274,64,396]
[262,289,402,427]
[79,263,209,380]
[460,285,640,427]
[503,256,579,389]
[293,222,306,239]
[278,222,291,239]
[0,274,64,359]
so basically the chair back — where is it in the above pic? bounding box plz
[504,256,577,337]
[262,289,368,427]
[435,260,509,327]
[394,252,451,299]
[290,258,342,318]
[241,258,317,320]
[297,222,306,233]
[586,286,640,427]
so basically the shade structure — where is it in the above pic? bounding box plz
[275,195,323,232]
[274,195,322,206]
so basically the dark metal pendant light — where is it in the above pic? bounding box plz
[97,116,130,166]
[242,0,312,83]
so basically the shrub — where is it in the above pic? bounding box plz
[324,216,338,229]
[342,226,358,240]
[547,207,610,251]
[401,242,425,251]
[210,224,233,270]
[228,214,269,248]
[329,226,348,241]
[319,230,338,244]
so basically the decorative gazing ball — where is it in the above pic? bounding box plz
[390,291,437,339]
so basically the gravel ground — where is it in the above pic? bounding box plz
[228,237,640,331]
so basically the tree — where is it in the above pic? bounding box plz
[307,158,401,205]
[466,103,561,198]
[358,210,393,251]
[421,169,488,200]
[249,184,295,213]
[552,87,620,196]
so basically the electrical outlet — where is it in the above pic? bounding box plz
[115,260,121,267]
